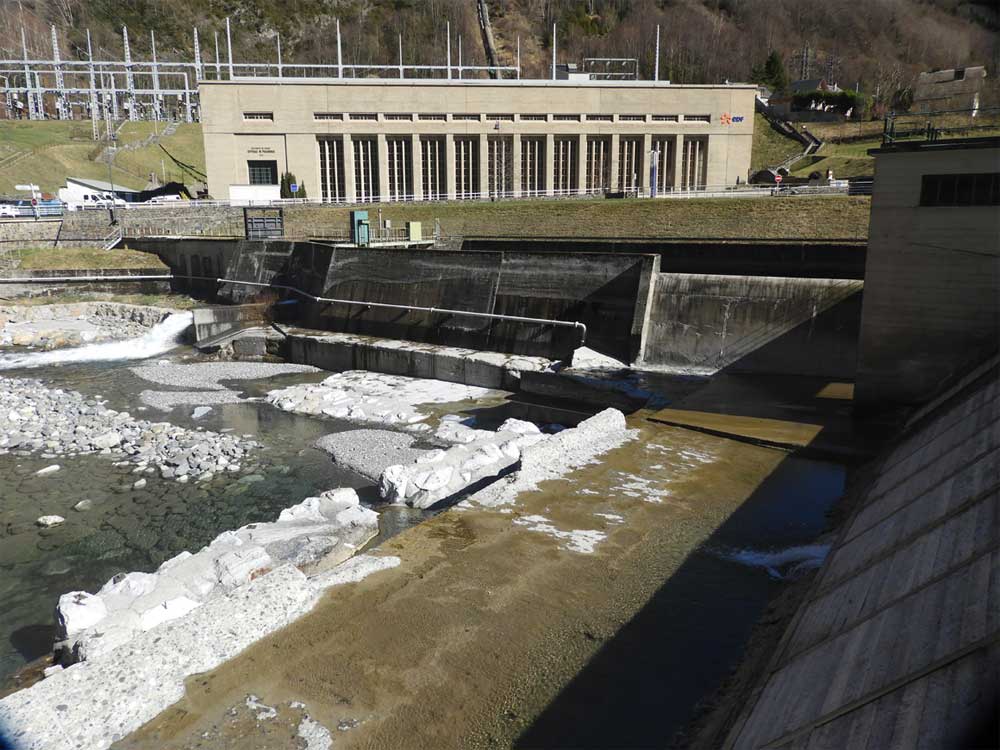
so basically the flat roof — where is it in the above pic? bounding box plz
[868,135,1000,155]
[199,77,756,90]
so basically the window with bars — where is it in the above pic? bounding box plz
[618,136,643,193]
[454,137,480,199]
[553,114,581,122]
[487,114,514,121]
[352,137,379,201]
[418,113,447,121]
[681,136,708,190]
[384,113,413,121]
[349,113,377,121]
[920,173,1000,206]
[684,114,711,122]
[243,112,273,121]
[314,112,343,120]
[247,160,278,185]
[317,138,345,202]
[586,114,613,122]
[453,114,481,121]
[386,137,412,201]
[420,137,446,200]
[619,114,646,122]
[487,136,514,198]
[553,137,579,194]
[520,137,545,196]
[651,137,677,193]
[520,114,547,121]
[652,114,679,122]
[586,136,611,193]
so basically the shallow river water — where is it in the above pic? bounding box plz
[0,350,429,682]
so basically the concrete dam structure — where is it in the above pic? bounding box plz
[133,236,863,378]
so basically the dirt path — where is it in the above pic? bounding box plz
[115,417,791,749]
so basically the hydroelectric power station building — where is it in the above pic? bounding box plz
[199,78,755,203]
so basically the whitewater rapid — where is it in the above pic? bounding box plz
[0,312,193,369]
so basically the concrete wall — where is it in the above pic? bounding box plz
[856,141,1000,408]
[463,238,866,280]
[200,79,755,199]
[640,272,863,377]
[290,244,656,361]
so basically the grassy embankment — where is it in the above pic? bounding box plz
[0,120,205,196]
[13,246,168,271]
[791,112,1000,179]
[749,113,804,172]
[324,195,872,240]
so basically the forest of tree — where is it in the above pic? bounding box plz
[2,0,998,112]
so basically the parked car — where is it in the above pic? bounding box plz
[0,204,18,218]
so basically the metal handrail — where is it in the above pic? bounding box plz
[0,273,588,345]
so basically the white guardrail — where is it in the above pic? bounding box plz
[0,181,871,218]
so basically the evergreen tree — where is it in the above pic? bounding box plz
[751,51,789,93]
[279,172,306,199]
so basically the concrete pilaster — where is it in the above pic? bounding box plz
[640,133,652,196]
[544,134,554,196]
[674,135,685,192]
[609,133,621,192]
[576,134,588,195]
[512,134,522,198]
[478,134,489,199]
[377,133,391,203]
[411,134,423,201]
[343,136,356,203]
[445,134,456,200]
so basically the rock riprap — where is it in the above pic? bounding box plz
[56,488,378,663]
[379,418,547,509]
[267,370,495,430]
[0,377,258,480]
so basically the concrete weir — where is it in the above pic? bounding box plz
[134,236,863,380]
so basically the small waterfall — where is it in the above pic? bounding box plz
[0,312,193,369]
[713,543,831,580]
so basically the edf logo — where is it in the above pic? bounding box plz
[721,113,745,125]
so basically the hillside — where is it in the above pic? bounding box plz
[0,121,204,197]
[3,1,997,107]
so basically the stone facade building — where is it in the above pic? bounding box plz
[198,78,755,202]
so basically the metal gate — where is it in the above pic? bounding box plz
[243,208,284,239]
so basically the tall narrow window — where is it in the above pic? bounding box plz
[318,138,345,202]
[618,136,643,194]
[352,137,379,202]
[520,137,545,196]
[488,136,514,198]
[586,136,611,193]
[386,137,412,201]
[681,136,708,190]
[553,137,578,194]
[651,137,676,194]
[454,137,479,199]
[421,137,446,200]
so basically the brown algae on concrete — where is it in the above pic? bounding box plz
[114,414,812,750]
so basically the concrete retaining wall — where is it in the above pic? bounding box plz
[192,304,268,344]
[640,273,862,377]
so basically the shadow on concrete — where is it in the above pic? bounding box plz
[515,448,847,749]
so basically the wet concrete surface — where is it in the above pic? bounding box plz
[114,411,847,750]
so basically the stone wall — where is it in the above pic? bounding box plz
[640,273,863,377]
[0,218,62,248]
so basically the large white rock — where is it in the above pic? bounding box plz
[35,515,65,527]
[56,592,107,638]
[139,597,201,631]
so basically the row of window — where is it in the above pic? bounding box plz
[919,172,1000,207]
[244,111,713,124]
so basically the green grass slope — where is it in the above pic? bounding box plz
[0,121,206,197]
[750,113,804,172]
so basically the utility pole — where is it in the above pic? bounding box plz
[552,23,557,80]
[87,30,99,139]
[123,26,138,120]
[654,25,660,82]
[51,25,67,120]
[225,17,234,79]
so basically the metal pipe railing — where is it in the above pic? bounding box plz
[0,273,588,345]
